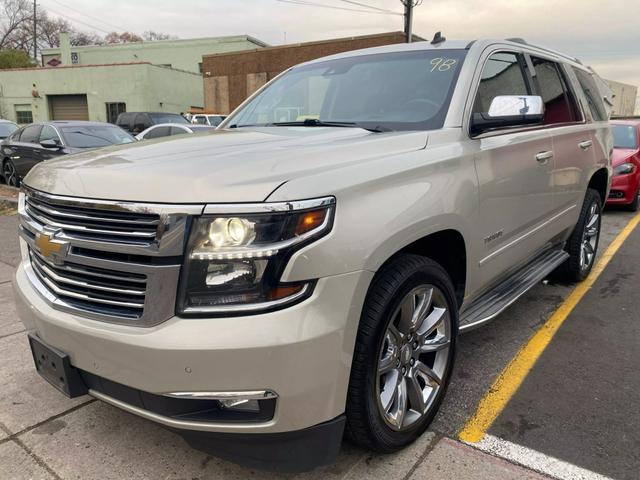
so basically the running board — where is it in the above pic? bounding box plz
[459,249,569,333]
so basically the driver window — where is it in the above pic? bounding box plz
[39,125,61,143]
[473,52,530,114]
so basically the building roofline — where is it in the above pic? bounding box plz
[202,31,422,59]
[41,34,269,54]
[0,61,202,75]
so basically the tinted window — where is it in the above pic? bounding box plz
[133,114,148,131]
[473,52,529,114]
[230,49,467,132]
[20,125,42,144]
[39,125,61,143]
[116,113,133,127]
[169,126,190,135]
[0,123,17,138]
[572,68,607,121]
[144,126,171,139]
[149,113,189,124]
[531,57,577,124]
[612,125,638,149]
[60,125,135,148]
[209,115,224,126]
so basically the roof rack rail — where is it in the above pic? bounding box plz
[504,37,582,65]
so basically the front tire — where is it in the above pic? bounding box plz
[345,254,457,452]
[558,188,602,282]
[2,159,19,187]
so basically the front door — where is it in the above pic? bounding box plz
[470,51,556,286]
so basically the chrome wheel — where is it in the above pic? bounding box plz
[2,160,18,187]
[376,285,452,431]
[580,202,600,271]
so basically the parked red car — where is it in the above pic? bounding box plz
[608,120,640,211]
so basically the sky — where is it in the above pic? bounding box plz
[40,0,639,102]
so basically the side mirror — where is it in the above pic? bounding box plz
[471,95,544,135]
[40,139,62,149]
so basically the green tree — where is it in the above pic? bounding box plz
[0,49,35,68]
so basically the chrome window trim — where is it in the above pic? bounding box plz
[203,196,335,214]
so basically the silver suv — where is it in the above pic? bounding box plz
[13,38,611,472]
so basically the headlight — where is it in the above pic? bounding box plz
[614,163,635,176]
[178,197,335,315]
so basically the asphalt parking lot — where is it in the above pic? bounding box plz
[0,197,638,480]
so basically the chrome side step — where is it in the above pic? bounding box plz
[459,249,569,333]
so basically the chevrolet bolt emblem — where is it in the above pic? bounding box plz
[34,231,67,262]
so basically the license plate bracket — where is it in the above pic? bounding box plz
[28,333,88,398]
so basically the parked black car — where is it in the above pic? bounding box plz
[116,112,190,134]
[1,121,135,187]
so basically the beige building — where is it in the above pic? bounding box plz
[606,79,638,116]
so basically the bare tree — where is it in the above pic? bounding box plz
[104,31,143,44]
[0,0,32,50]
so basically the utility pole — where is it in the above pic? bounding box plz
[403,0,413,43]
[402,0,422,43]
[33,0,37,61]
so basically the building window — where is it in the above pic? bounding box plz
[198,62,203,74]
[106,102,126,124]
[15,105,33,124]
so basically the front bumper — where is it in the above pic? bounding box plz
[607,173,639,205]
[14,263,372,435]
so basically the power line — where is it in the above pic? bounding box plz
[337,0,402,14]
[276,0,403,15]
[46,0,123,31]
[37,3,113,34]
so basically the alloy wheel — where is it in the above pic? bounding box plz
[580,201,600,271]
[2,161,18,187]
[376,285,452,431]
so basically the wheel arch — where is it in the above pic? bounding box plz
[376,229,467,307]
[588,168,609,205]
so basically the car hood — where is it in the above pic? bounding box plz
[612,148,639,167]
[24,127,428,203]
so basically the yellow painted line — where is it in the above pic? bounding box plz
[459,212,640,443]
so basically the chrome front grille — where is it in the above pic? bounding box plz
[29,248,146,319]
[19,187,204,327]
[25,193,160,244]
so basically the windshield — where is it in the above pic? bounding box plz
[612,124,638,149]
[150,113,189,124]
[0,123,18,138]
[60,125,135,148]
[228,49,466,132]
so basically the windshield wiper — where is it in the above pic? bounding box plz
[230,118,389,133]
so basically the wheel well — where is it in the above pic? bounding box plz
[588,168,608,205]
[398,229,467,306]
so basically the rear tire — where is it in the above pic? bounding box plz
[345,254,457,452]
[557,188,602,282]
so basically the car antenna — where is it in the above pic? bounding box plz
[431,31,446,45]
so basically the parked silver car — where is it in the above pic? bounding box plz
[13,38,611,472]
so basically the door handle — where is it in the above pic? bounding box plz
[578,140,593,150]
[535,151,553,163]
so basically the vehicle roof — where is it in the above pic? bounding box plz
[299,38,587,70]
[610,119,640,126]
[0,119,17,124]
[147,123,194,128]
[122,112,184,115]
[42,121,121,127]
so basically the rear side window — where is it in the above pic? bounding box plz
[473,52,530,114]
[144,126,170,139]
[116,113,132,127]
[572,68,607,122]
[530,57,579,125]
[20,125,42,144]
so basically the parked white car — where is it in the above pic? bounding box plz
[135,123,216,140]
[190,113,227,127]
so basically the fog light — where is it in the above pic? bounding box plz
[219,398,261,413]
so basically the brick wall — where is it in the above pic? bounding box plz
[202,32,418,114]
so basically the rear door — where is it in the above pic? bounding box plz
[469,50,555,285]
[527,56,595,235]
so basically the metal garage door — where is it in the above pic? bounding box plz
[48,94,89,121]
